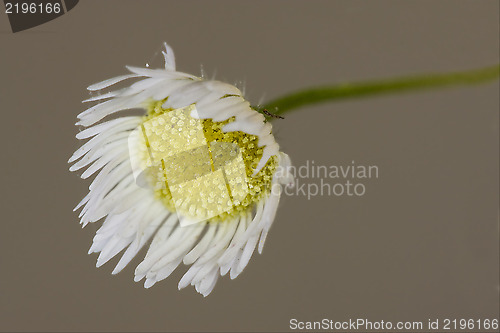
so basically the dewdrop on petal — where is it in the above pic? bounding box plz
[69,43,294,296]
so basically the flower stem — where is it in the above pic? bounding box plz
[260,64,500,117]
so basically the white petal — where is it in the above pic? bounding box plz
[87,74,141,91]
[178,265,201,290]
[71,43,291,297]
[162,42,176,71]
[183,224,217,265]
[237,233,259,273]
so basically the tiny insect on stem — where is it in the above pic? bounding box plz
[262,109,285,119]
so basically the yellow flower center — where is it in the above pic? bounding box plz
[132,100,276,224]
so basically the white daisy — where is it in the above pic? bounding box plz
[69,43,294,296]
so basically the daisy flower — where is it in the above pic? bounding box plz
[69,43,294,296]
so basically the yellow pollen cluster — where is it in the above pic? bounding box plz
[135,100,276,224]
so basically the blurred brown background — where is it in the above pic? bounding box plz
[1,1,498,332]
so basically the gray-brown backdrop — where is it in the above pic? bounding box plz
[1,1,498,332]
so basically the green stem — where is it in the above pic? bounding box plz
[260,64,500,117]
